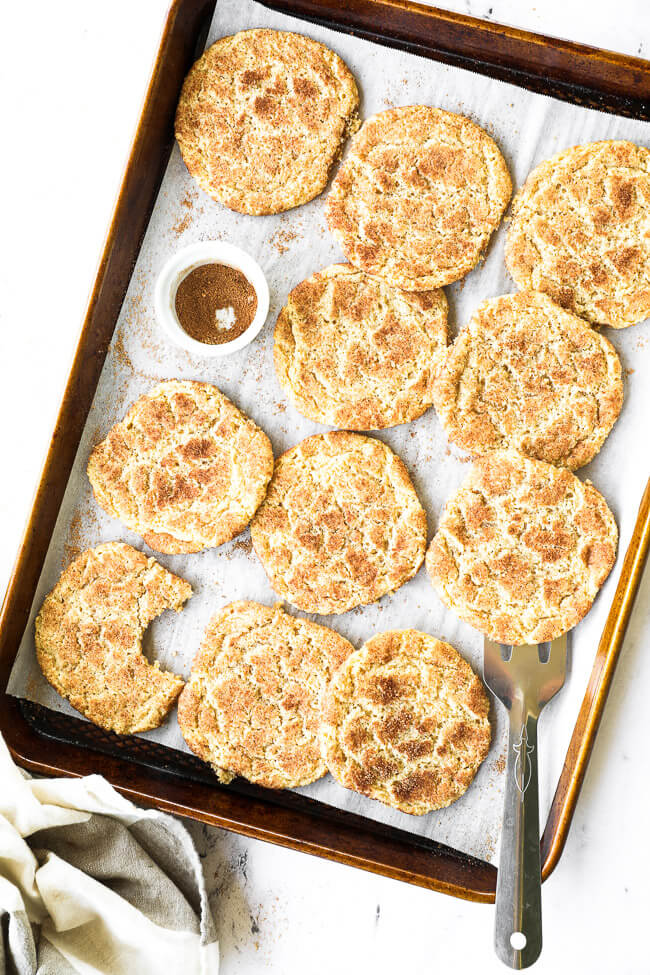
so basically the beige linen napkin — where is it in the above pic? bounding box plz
[0,734,219,974]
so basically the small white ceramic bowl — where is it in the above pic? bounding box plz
[154,241,270,357]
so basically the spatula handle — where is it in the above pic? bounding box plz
[495,708,542,969]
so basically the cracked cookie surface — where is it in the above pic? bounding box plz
[319,629,491,815]
[433,291,623,470]
[505,140,650,327]
[175,29,359,215]
[325,105,511,290]
[177,601,354,788]
[35,543,190,734]
[87,380,274,555]
[274,263,448,429]
[426,451,617,645]
[250,432,427,615]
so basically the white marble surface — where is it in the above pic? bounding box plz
[1,2,649,972]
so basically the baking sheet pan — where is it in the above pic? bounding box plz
[6,0,650,869]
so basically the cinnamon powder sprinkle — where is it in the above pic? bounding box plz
[175,263,257,345]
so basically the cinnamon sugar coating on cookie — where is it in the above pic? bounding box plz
[320,629,491,815]
[35,543,190,734]
[433,291,623,470]
[426,451,618,645]
[175,29,359,215]
[506,141,650,327]
[177,601,354,788]
[326,105,511,290]
[250,432,427,615]
[274,263,448,429]
[87,380,273,555]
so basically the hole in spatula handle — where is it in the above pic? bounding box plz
[510,932,527,950]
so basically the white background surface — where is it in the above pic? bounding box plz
[1,2,649,972]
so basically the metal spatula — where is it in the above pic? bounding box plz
[483,635,568,969]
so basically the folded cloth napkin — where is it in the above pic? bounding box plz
[0,734,219,974]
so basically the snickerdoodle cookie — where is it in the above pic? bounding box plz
[326,105,511,290]
[506,141,650,327]
[175,29,359,215]
[35,543,190,734]
[433,291,623,470]
[319,629,491,815]
[274,263,448,429]
[426,451,617,645]
[250,432,427,615]
[177,601,354,788]
[87,380,273,555]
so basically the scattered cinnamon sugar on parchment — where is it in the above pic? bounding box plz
[112,325,160,385]
[63,512,84,566]
[225,536,253,560]
[171,189,203,237]
[269,225,301,254]
[172,209,193,236]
